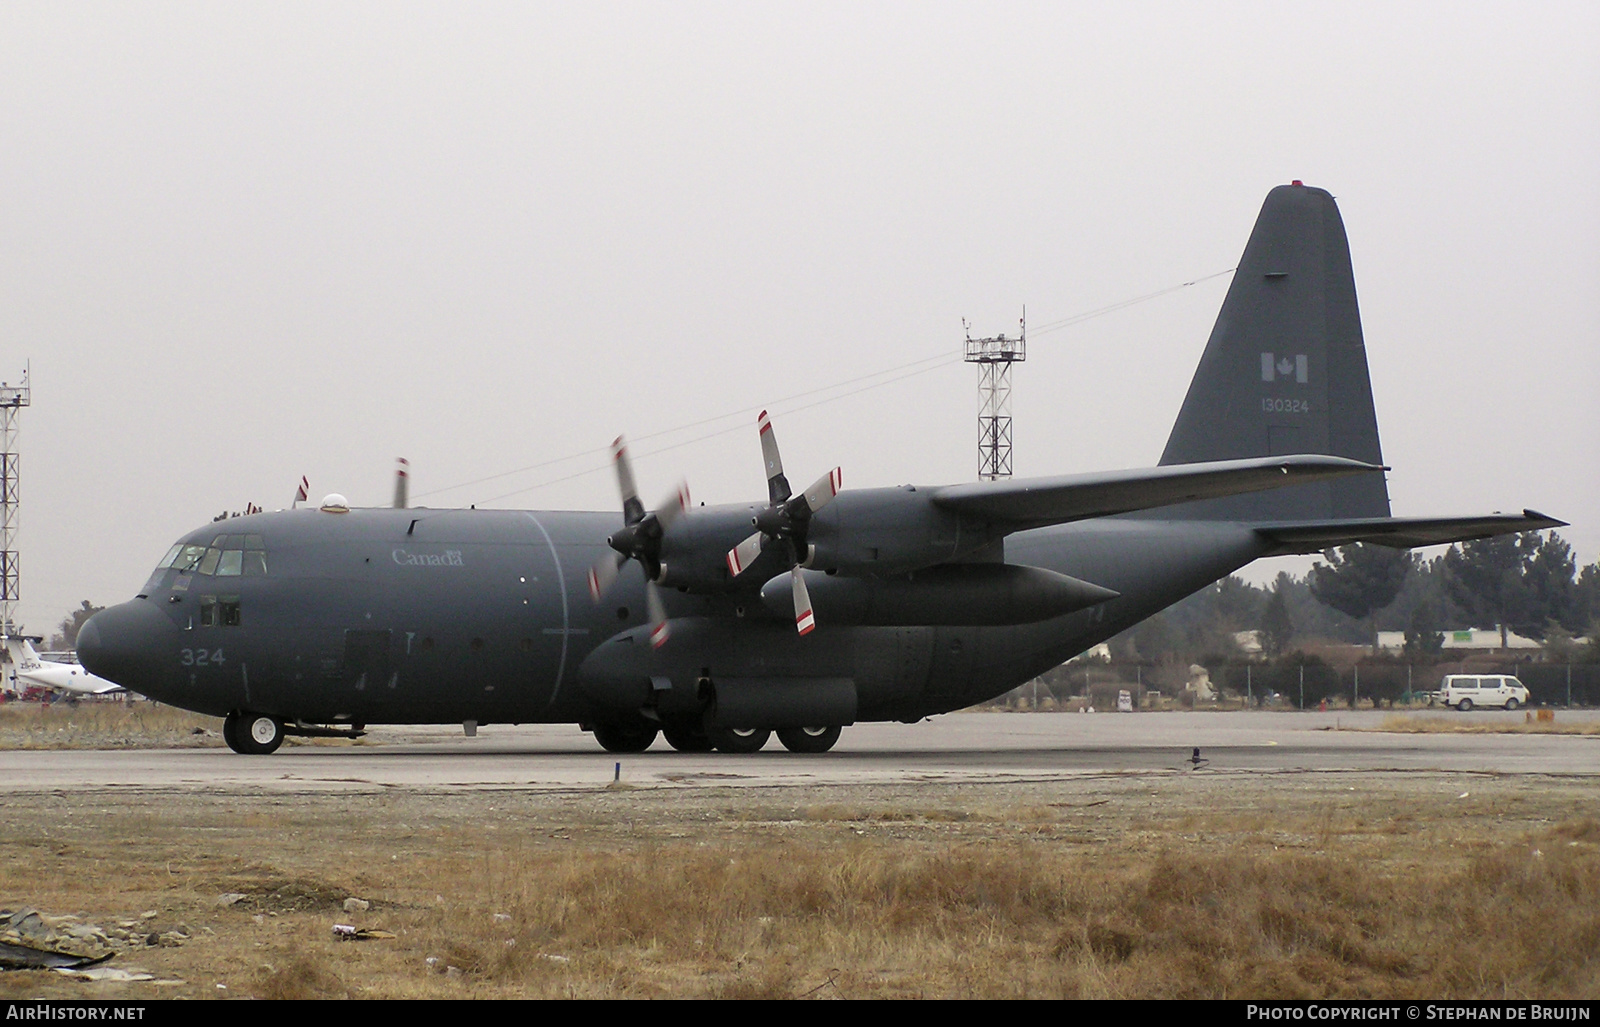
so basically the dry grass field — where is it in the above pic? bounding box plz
[2,769,1598,999]
[0,701,223,750]
[1375,714,1600,736]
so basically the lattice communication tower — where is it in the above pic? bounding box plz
[0,364,28,636]
[964,312,1025,480]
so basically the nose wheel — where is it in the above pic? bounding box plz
[224,711,285,755]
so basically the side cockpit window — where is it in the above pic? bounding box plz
[199,596,243,627]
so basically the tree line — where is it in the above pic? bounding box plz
[1114,531,1599,664]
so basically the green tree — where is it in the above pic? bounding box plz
[1403,597,1445,656]
[1441,532,1556,648]
[1517,533,1579,637]
[1308,543,1413,652]
[1260,574,1294,656]
[47,600,104,652]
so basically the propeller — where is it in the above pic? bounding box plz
[586,437,689,649]
[725,410,841,635]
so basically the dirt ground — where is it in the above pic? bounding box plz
[2,767,1598,999]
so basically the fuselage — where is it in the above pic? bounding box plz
[77,502,1272,728]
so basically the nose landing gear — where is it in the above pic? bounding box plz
[223,711,285,755]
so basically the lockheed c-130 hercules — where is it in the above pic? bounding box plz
[77,183,1562,755]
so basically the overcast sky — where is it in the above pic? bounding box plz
[2,2,1595,635]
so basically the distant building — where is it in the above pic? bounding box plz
[1375,626,1543,653]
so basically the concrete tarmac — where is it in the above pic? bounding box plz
[2,709,1596,793]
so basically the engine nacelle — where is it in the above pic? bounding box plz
[759,563,1118,627]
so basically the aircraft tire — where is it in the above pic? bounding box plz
[593,722,658,753]
[707,726,770,754]
[232,712,284,755]
[662,720,715,753]
[1457,698,1473,712]
[222,713,242,754]
[777,725,841,754]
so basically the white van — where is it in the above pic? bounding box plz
[1438,674,1530,711]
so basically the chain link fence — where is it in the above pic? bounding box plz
[990,657,1600,710]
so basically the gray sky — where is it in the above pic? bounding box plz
[2,2,1596,635]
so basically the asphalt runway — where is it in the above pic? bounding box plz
[3,710,1597,793]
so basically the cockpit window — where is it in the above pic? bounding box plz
[169,545,208,572]
[155,539,268,578]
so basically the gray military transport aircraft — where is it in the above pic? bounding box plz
[77,183,1562,756]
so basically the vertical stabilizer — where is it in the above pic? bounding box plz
[1157,183,1389,521]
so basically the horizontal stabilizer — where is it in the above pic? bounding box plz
[1255,509,1567,555]
[933,455,1385,532]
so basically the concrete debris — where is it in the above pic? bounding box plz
[54,966,159,982]
[342,898,370,913]
[216,893,248,908]
[0,909,116,971]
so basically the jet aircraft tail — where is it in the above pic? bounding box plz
[1155,182,1390,523]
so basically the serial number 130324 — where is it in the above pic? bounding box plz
[1261,398,1312,413]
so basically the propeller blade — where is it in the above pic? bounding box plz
[757,410,791,506]
[797,467,842,516]
[653,481,691,532]
[612,437,645,526]
[792,567,816,636]
[646,582,670,648]
[587,551,625,601]
[726,531,764,578]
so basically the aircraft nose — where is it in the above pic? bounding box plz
[77,600,174,695]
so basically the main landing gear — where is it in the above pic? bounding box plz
[589,720,844,754]
[223,711,285,755]
[592,721,659,753]
[777,725,842,754]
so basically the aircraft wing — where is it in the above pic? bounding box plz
[931,455,1384,531]
[1254,509,1567,556]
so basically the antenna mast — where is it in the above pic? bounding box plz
[963,310,1025,480]
[0,363,30,638]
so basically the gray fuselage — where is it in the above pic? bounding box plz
[78,503,1269,728]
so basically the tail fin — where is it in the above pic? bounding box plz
[1157,183,1389,522]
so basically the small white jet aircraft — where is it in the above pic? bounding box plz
[2,635,123,697]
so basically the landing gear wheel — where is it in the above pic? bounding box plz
[1457,698,1473,712]
[662,720,715,753]
[707,725,771,754]
[593,722,658,753]
[227,711,284,754]
[777,725,842,754]
[1506,697,1520,711]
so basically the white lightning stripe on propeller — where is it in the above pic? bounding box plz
[726,531,763,577]
[792,568,815,636]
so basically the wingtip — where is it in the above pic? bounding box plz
[1524,508,1569,528]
